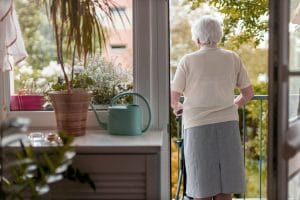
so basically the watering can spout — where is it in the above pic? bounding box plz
[90,103,108,130]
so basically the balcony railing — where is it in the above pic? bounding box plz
[239,95,268,199]
[172,95,268,200]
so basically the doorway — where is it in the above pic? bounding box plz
[169,0,268,199]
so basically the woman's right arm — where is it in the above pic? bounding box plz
[171,90,183,113]
[234,85,254,108]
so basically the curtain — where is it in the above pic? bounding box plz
[0,0,27,71]
[0,0,27,120]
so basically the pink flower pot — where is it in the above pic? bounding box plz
[10,95,45,111]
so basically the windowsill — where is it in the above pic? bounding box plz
[72,129,163,153]
[72,129,162,147]
[3,129,163,153]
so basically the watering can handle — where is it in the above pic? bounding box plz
[111,92,152,133]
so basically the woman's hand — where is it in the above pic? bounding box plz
[173,102,183,116]
[171,91,183,116]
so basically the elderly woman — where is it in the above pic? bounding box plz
[171,16,254,200]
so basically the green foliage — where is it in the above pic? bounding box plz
[84,57,133,105]
[1,119,96,199]
[239,82,268,197]
[63,166,96,191]
[170,19,198,71]
[170,111,178,138]
[49,57,133,105]
[1,132,73,199]
[51,82,67,91]
[45,0,111,63]
[185,0,268,48]
[232,44,268,85]
[51,73,95,91]
[73,73,94,89]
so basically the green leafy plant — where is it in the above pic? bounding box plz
[51,73,94,91]
[51,56,133,105]
[0,118,95,199]
[84,56,133,105]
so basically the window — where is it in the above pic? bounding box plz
[2,0,133,126]
[1,0,169,130]
[111,6,126,13]
[110,44,127,50]
[8,0,133,113]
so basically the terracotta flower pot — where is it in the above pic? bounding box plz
[10,95,45,111]
[48,89,92,136]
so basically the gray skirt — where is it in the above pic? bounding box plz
[184,120,246,198]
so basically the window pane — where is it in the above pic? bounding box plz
[11,0,133,111]
[289,76,300,121]
[11,0,55,111]
[288,172,300,200]
[289,0,300,121]
[290,0,300,72]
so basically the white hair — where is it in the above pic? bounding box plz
[191,15,222,46]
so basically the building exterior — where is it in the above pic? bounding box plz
[102,0,133,69]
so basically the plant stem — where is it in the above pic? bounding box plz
[52,0,70,93]
[60,2,70,92]
[70,44,76,88]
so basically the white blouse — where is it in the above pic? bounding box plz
[171,47,251,129]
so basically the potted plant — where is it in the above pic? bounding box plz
[10,64,49,111]
[76,55,133,106]
[45,0,121,136]
[0,118,95,199]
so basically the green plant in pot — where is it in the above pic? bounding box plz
[0,118,95,199]
[45,0,121,136]
[76,55,133,105]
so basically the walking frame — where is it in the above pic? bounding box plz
[174,109,191,200]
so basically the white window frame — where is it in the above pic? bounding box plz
[0,0,170,199]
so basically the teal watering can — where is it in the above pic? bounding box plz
[91,92,151,135]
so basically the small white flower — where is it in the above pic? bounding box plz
[41,61,61,77]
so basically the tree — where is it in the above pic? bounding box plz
[185,0,268,48]
[229,43,268,85]
[170,19,197,73]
